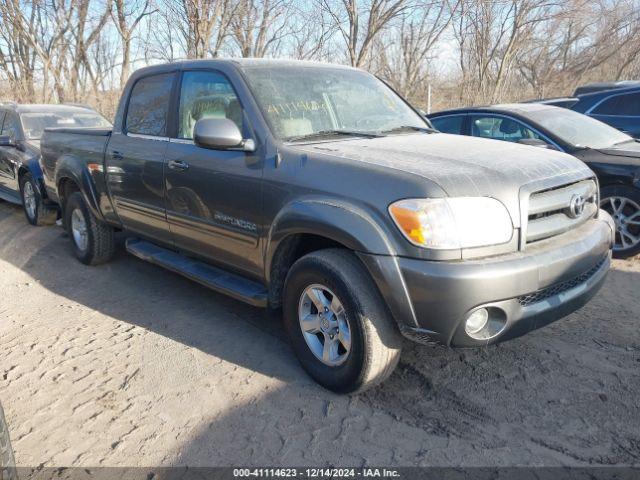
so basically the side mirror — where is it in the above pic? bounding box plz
[517,138,550,149]
[193,118,255,152]
[0,135,16,148]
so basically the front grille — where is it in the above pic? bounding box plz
[526,179,598,244]
[518,256,607,307]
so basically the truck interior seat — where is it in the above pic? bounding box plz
[183,96,229,138]
[278,117,314,138]
[225,99,243,130]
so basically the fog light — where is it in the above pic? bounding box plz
[465,308,489,335]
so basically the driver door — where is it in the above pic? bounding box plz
[164,69,263,278]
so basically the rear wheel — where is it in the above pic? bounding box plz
[64,192,115,265]
[600,185,640,258]
[19,172,57,226]
[283,249,402,393]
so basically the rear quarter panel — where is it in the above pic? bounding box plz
[40,128,117,223]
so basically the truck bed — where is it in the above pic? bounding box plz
[40,127,113,205]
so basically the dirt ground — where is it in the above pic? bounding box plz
[0,200,639,468]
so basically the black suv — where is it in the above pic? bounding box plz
[0,103,110,225]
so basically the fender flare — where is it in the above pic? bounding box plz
[17,159,47,197]
[264,198,419,328]
[265,198,397,277]
[54,154,104,221]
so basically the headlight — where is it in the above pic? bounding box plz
[389,197,513,249]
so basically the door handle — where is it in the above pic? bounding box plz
[111,150,124,160]
[168,159,189,171]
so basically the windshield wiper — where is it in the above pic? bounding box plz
[286,130,381,142]
[380,125,436,134]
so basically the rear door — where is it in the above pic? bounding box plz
[106,72,177,245]
[589,92,640,138]
[0,111,22,195]
[164,69,263,277]
[430,114,467,135]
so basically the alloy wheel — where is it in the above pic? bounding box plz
[601,196,640,252]
[298,284,352,367]
[22,181,36,220]
[71,208,89,253]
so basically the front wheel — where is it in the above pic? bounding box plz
[64,192,115,265]
[600,185,640,259]
[283,249,402,394]
[19,172,57,226]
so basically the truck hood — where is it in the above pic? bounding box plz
[295,133,594,226]
[299,133,592,194]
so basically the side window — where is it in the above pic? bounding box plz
[125,73,175,136]
[1,113,19,138]
[592,95,624,115]
[178,70,244,140]
[431,115,464,134]
[471,116,541,143]
[591,93,640,116]
[613,93,640,116]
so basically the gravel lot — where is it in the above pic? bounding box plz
[1,200,639,467]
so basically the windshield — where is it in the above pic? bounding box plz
[21,110,111,140]
[241,65,428,141]
[526,107,632,149]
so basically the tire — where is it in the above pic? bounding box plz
[600,185,640,259]
[64,191,115,265]
[283,249,402,394]
[0,403,17,480]
[19,172,57,226]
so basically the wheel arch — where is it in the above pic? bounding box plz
[17,159,47,197]
[592,164,639,190]
[54,154,104,221]
[264,199,398,309]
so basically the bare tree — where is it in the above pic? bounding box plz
[287,4,336,60]
[162,0,236,59]
[231,0,289,57]
[453,0,560,104]
[517,0,640,98]
[376,0,459,100]
[0,0,39,100]
[320,0,408,67]
[67,0,114,101]
[112,0,155,87]
[1,0,639,115]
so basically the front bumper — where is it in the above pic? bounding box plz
[359,213,615,347]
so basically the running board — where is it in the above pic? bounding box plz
[125,238,268,307]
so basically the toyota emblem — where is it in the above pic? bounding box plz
[568,194,586,219]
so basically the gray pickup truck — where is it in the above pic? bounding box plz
[40,59,615,393]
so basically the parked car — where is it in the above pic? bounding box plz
[539,84,640,138]
[428,104,640,258]
[40,59,614,393]
[0,103,111,225]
